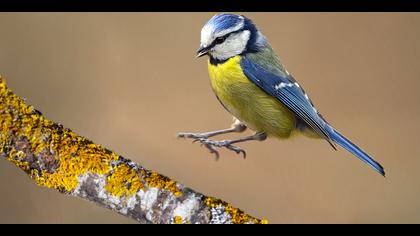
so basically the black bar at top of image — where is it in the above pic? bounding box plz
[0,0,420,12]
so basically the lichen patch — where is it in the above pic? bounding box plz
[0,77,265,224]
[145,171,182,197]
[204,197,268,224]
[105,163,144,198]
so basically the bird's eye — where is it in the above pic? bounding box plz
[214,36,227,45]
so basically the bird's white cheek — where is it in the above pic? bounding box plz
[210,30,251,61]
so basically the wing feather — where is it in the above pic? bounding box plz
[241,56,336,148]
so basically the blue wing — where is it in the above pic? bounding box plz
[240,56,335,148]
[240,56,385,176]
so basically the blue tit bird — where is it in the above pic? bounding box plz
[177,13,385,176]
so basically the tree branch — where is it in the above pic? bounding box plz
[0,76,266,224]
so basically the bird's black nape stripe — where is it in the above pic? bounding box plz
[243,17,259,53]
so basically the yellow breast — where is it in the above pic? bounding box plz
[207,56,296,138]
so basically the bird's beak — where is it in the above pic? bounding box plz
[196,46,210,58]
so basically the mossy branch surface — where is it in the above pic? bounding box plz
[0,76,267,224]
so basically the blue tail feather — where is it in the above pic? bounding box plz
[326,126,385,176]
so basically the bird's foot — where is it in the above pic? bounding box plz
[199,138,247,159]
[177,132,246,160]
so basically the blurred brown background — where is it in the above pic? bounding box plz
[0,13,419,224]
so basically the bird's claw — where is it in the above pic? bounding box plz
[225,144,246,158]
[203,142,220,160]
[200,139,246,159]
[178,132,246,159]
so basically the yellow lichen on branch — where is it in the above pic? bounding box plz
[0,76,120,193]
[0,75,266,224]
[204,197,268,224]
[173,216,184,224]
[145,171,182,197]
[105,163,144,197]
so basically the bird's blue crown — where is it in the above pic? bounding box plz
[204,13,262,54]
[204,14,245,34]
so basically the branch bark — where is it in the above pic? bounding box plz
[0,76,266,224]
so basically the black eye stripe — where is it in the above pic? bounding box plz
[214,35,228,44]
[209,28,244,48]
[209,34,229,48]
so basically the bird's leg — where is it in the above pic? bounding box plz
[177,119,247,158]
[198,132,267,159]
[177,119,247,140]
